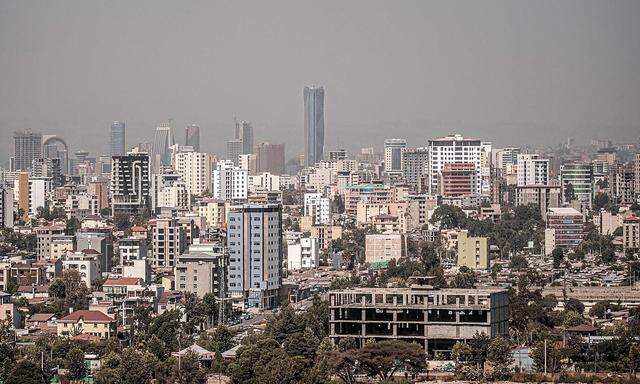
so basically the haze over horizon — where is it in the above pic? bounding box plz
[1,0,639,163]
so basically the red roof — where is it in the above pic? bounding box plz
[59,310,114,323]
[81,249,100,255]
[71,333,102,341]
[131,226,147,231]
[103,277,142,286]
[27,313,55,322]
[624,217,640,223]
[566,324,598,332]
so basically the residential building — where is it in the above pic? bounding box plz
[515,185,561,219]
[365,234,405,267]
[310,224,343,250]
[110,121,126,156]
[226,204,281,309]
[197,199,226,228]
[329,149,347,161]
[384,139,407,176]
[76,232,113,273]
[175,251,226,299]
[329,286,509,353]
[635,154,640,200]
[35,226,66,260]
[50,235,75,259]
[304,192,331,225]
[457,230,489,270]
[304,85,325,166]
[111,152,150,215]
[544,207,585,254]
[623,217,640,252]
[516,154,549,186]
[151,218,187,268]
[248,172,281,193]
[287,237,319,270]
[255,142,285,175]
[402,147,429,192]
[63,251,101,288]
[118,238,148,262]
[226,139,243,166]
[495,147,521,176]
[173,151,212,196]
[610,162,635,206]
[238,153,257,174]
[57,310,116,339]
[212,161,248,201]
[427,134,492,195]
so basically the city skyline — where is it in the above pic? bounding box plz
[1,1,640,163]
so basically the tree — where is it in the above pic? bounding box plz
[510,255,528,270]
[113,213,132,232]
[564,183,576,202]
[450,269,476,288]
[593,192,610,212]
[552,247,564,269]
[65,217,80,235]
[116,348,153,384]
[565,298,585,315]
[66,347,87,380]
[172,351,206,384]
[354,340,426,381]
[203,326,234,354]
[325,347,358,384]
[430,205,468,229]
[486,336,513,378]
[5,360,46,384]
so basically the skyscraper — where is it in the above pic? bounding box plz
[111,152,150,215]
[234,120,254,155]
[226,139,243,166]
[384,138,407,175]
[152,124,174,169]
[13,130,42,171]
[110,121,126,156]
[303,85,325,166]
[185,124,200,151]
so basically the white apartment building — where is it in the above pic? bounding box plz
[517,154,550,186]
[287,237,319,270]
[14,177,52,217]
[0,187,13,228]
[427,134,492,195]
[173,151,212,196]
[213,160,248,201]
[248,172,281,193]
[157,182,190,210]
[63,251,100,289]
[304,192,331,225]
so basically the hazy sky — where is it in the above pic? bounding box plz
[1,0,639,162]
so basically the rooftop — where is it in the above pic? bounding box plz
[59,310,114,323]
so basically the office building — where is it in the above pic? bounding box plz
[516,154,549,187]
[175,250,226,299]
[110,121,126,156]
[185,124,200,151]
[384,139,407,176]
[560,163,593,204]
[234,120,254,155]
[440,163,476,197]
[111,152,150,215]
[173,151,212,196]
[255,142,285,175]
[304,192,331,225]
[0,187,13,228]
[152,218,187,268]
[495,147,521,176]
[13,130,42,171]
[403,147,429,192]
[427,134,492,196]
[286,237,319,270]
[365,234,405,267]
[152,124,175,169]
[304,85,325,166]
[226,204,282,309]
[329,149,347,161]
[329,286,509,353]
[544,207,585,254]
[457,230,489,270]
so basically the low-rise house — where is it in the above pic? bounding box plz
[57,310,116,339]
[26,313,56,329]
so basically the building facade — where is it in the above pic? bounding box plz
[111,152,150,215]
[110,121,126,156]
[13,130,42,171]
[384,139,407,176]
[304,85,325,166]
[516,154,549,186]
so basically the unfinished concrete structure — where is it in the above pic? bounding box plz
[329,286,509,354]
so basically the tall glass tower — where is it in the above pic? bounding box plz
[185,124,200,151]
[152,124,175,168]
[110,121,126,156]
[303,85,324,166]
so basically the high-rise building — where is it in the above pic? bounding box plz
[384,139,407,176]
[212,161,248,201]
[516,154,549,187]
[226,139,243,166]
[184,124,200,152]
[495,147,521,176]
[635,154,640,200]
[560,163,593,205]
[0,187,13,229]
[151,218,187,267]
[545,207,585,254]
[304,192,331,225]
[610,162,635,206]
[255,142,285,175]
[402,147,429,192]
[329,149,347,161]
[226,203,282,309]
[150,171,182,212]
[173,151,212,196]
[111,152,150,215]
[234,120,254,155]
[427,134,492,196]
[304,85,325,166]
[152,124,175,169]
[13,130,42,171]
[440,163,476,197]
[110,121,126,156]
